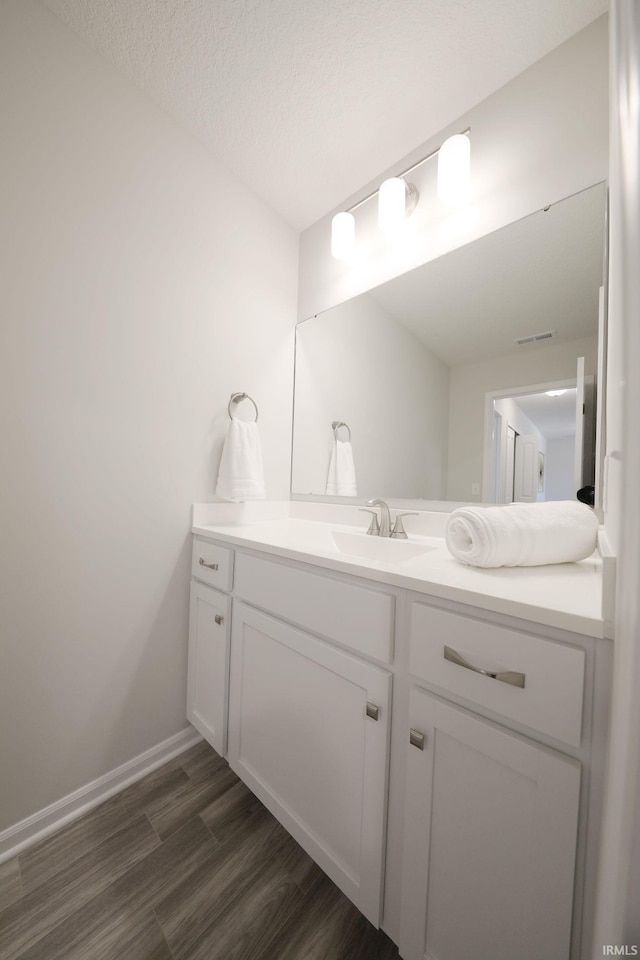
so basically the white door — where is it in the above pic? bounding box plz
[574,356,586,494]
[491,410,503,502]
[514,433,539,502]
[399,688,581,960]
[228,601,391,926]
[187,581,231,756]
[504,425,517,503]
[594,287,607,507]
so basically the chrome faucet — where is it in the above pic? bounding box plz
[361,500,419,539]
[366,499,392,537]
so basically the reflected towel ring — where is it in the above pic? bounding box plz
[228,392,259,422]
[332,420,351,441]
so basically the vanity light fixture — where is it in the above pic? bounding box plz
[378,177,420,232]
[545,389,569,397]
[437,133,471,205]
[331,211,356,260]
[330,129,471,259]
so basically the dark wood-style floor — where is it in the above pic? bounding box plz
[0,740,400,960]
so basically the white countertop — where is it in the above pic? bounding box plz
[191,502,609,639]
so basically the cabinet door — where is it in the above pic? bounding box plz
[400,687,581,960]
[228,601,391,926]
[187,581,230,756]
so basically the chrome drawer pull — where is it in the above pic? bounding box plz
[366,702,380,721]
[444,645,525,688]
[214,614,224,626]
[199,558,219,570]
[410,729,425,750]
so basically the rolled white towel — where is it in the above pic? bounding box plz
[445,500,598,568]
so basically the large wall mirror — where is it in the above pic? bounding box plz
[291,181,607,507]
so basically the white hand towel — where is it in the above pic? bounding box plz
[326,440,357,496]
[445,500,598,568]
[215,419,265,502]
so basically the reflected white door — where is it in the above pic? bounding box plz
[594,288,607,508]
[505,426,517,503]
[514,434,539,502]
[492,411,503,502]
[574,356,586,495]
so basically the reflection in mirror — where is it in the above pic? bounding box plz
[484,376,595,505]
[292,182,606,505]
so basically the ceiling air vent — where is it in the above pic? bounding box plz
[513,330,557,346]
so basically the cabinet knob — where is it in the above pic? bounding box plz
[214,614,224,626]
[366,702,380,721]
[409,728,425,750]
[199,558,219,570]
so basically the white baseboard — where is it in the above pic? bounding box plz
[0,726,202,865]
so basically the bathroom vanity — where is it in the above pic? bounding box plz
[187,502,612,960]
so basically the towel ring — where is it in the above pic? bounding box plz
[332,420,351,441]
[228,392,259,422]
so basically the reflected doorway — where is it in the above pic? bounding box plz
[482,366,595,503]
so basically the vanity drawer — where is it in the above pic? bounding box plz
[409,602,585,747]
[234,553,394,663]
[192,538,234,592]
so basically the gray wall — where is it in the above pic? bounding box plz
[292,297,449,499]
[0,0,298,834]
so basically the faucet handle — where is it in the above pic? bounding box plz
[359,509,380,536]
[391,512,418,539]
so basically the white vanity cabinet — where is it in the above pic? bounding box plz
[186,529,610,960]
[187,541,396,926]
[186,539,234,755]
[400,689,581,960]
[398,597,601,960]
[227,551,395,923]
[228,600,392,924]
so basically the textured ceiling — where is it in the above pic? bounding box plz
[41,0,608,229]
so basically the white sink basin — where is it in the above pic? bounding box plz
[331,530,436,564]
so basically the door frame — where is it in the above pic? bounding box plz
[481,377,577,503]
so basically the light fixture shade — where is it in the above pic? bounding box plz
[437,134,470,205]
[331,211,355,260]
[378,177,407,232]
